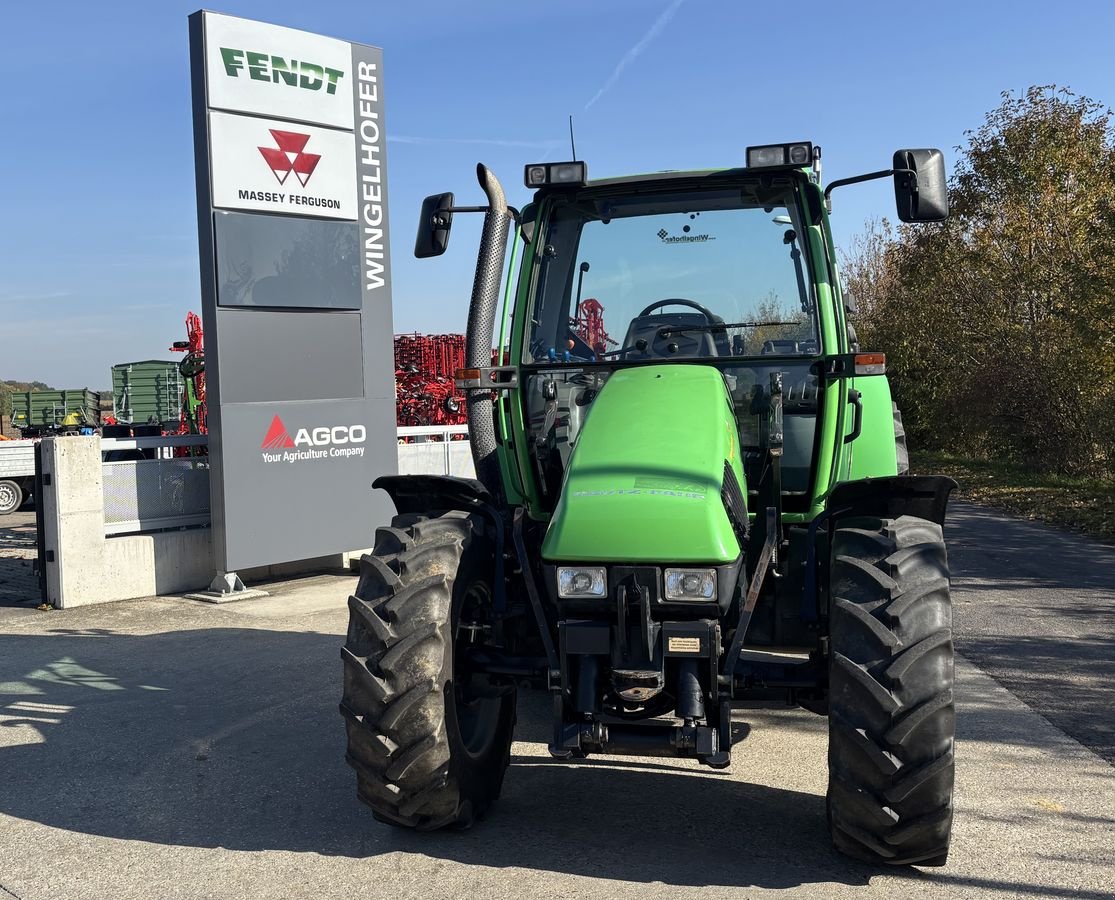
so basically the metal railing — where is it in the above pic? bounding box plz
[101,435,210,535]
[397,425,474,478]
[97,428,474,535]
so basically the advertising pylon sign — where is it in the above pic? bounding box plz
[189,11,397,573]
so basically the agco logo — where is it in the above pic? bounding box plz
[258,130,321,187]
[261,416,367,463]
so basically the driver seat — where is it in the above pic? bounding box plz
[620,312,723,359]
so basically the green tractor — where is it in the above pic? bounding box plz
[340,143,957,866]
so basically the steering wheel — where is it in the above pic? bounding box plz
[637,298,717,321]
[602,298,721,360]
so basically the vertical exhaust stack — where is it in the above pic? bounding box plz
[465,164,511,502]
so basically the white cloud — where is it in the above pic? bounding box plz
[0,290,72,304]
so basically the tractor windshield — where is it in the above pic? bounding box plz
[524,182,818,364]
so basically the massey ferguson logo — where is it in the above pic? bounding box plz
[237,128,342,210]
[258,130,321,187]
[260,415,366,463]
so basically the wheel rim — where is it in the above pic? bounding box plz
[453,580,505,761]
[0,483,16,513]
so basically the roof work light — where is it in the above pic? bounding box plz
[524,161,587,188]
[746,142,814,168]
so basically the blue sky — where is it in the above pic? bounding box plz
[2,0,1113,388]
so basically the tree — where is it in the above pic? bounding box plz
[845,86,1115,475]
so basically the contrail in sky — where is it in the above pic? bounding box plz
[585,0,687,110]
[388,135,558,149]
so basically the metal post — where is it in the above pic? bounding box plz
[33,441,48,607]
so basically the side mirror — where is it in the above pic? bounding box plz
[414,192,455,258]
[519,202,537,244]
[893,149,948,223]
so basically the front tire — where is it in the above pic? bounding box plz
[340,511,516,830]
[827,514,954,866]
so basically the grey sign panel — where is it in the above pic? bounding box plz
[214,397,397,568]
[216,309,365,403]
[215,212,360,310]
[190,12,397,572]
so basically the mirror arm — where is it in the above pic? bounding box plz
[824,168,916,211]
[425,205,522,243]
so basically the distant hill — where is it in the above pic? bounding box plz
[2,380,53,391]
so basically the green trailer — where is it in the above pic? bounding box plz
[111,360,184,427]
[11,388,101,434]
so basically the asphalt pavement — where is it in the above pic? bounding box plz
[0,505,1112,899]
[946,502,1115,764]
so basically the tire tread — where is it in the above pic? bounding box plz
[340,511,513,829]
[828,514,954,867]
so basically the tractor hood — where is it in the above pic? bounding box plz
[542,365,746,564]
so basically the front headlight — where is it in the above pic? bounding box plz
[557,566,607,599]
[664,568,717,601]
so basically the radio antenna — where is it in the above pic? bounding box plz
[569,115,578,161]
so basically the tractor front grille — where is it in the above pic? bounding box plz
[721,460,749,548]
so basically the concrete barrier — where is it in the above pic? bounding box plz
[40,437,211,607]
[40,429,479,608]
[39,436,370,608]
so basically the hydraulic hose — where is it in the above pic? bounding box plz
[465,164,511,502]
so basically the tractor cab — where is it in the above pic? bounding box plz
[514,165,825,517]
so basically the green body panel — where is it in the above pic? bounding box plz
[803,196,843,516]
[494,227,528,507]
[541,365,744,564]
[845,375,899,481]
[502,219,542,517]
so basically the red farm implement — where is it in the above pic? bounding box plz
[169,311,207,439]
[393,333,468,429]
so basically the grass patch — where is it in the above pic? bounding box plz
[911,450,1115,543]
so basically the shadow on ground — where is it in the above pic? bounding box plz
[0,625,858,891]
[0,624,1109,897]
[946,502,1115,595]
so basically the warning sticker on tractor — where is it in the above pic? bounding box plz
[667,636,702,654]
[209,111,357,220]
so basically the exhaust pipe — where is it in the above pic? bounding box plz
[465,164,511,502]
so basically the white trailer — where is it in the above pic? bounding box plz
[0,440,35,514]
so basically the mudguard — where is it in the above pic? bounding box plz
[373,474,492,516]
[826,475,958,526]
